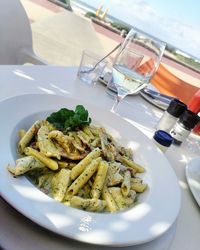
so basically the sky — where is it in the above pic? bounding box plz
[77,0,200,59]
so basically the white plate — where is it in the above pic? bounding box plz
[185,157,200,207]
[0,94,181,247]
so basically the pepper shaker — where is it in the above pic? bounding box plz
[170,110,200,145]
[188,89,200,135]
[156,99,187,132]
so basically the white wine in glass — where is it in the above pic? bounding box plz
[111,28,166,112]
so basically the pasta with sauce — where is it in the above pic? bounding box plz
[7,117,148,213]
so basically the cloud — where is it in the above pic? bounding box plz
[84,0,200,57]
[106,0,200,58]
[155,17,200,58]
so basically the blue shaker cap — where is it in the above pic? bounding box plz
[153,130,173,147]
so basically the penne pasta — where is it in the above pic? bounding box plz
[77,130,91,144]
[77,183,91,199]
[52,169,71,202]
[18,120,41,154]
[18,129,26,139]
[70,196,106,212]
[119,156,145,173]
[90,137,101,148]
[82,126,95,140]
[38,173,54,194]
[102,185,118,212]
[131,182,148,193]
[131,177,143,183]
[24,147,58,171]
[99,129,117,161]
[7,113,148,213]
[66,157,101,198]
[91,160,108,199]
[109,187,136,210]
[70,147,101,180]
[38,173,53,188]
[57,160,76,169]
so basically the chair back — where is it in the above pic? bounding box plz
[151,63,198,104]
[138,59,198,104]
[0,0,33,64]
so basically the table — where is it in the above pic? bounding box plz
[0,66,199,250]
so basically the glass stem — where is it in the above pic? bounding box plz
[111,93,125,113]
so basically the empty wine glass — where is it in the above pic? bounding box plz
[111,28,166,112]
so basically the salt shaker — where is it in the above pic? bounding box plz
[170,110,200,145]
[156,99,187,132]
[153,130,173,152]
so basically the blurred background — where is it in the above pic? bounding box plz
[21,0,200,102]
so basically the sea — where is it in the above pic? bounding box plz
[71,0,131,27]
[71,0,200,63]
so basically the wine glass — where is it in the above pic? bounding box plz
[110,28,166,112]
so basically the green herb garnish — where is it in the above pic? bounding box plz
[46,105,91,133]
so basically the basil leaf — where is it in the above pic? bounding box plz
[46,105,91,132]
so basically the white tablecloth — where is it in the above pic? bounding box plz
[0,66,199,250]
